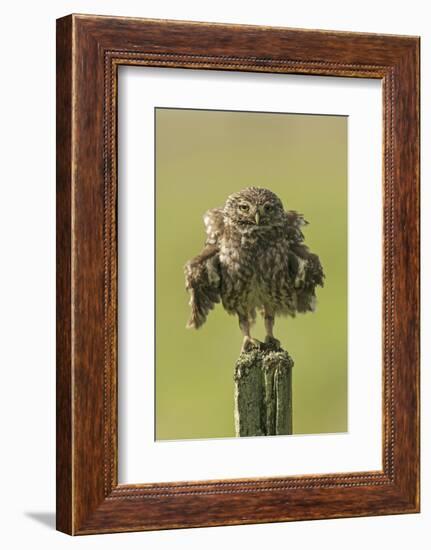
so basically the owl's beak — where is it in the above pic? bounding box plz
[255,211,260,225]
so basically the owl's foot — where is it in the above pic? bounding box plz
[241,336,262,353]
[265,335,282,350]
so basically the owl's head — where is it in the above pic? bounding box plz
[224,187,285,227]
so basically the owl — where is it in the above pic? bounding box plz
[184,187,324,352]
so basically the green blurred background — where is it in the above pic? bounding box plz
[155,108,347,440]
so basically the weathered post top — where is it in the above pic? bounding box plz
[234,345,293,437]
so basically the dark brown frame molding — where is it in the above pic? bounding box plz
[56,14,420,534]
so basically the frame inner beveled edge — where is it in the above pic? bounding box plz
[102,51,395,498]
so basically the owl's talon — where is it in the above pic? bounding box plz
[241,337,262,353]
[265,336,282,350]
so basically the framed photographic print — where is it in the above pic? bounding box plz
[56,14,420,535]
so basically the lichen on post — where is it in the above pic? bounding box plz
[234,345,293,437]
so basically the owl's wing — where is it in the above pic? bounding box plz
[284,210,309,244]
[184,208,224,329]
[283,211,325,300]
[203,207,224,246]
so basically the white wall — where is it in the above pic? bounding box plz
[0,1,427,548]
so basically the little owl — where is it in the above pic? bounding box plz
[184,187,324,351]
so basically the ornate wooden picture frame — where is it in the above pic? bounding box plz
[56,14,420,535]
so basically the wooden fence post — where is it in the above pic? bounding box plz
[234,346,293,437]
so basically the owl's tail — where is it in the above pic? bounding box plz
[184,258,220,329]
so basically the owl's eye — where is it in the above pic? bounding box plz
[238,203,249,212]
[264,203,272,212]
